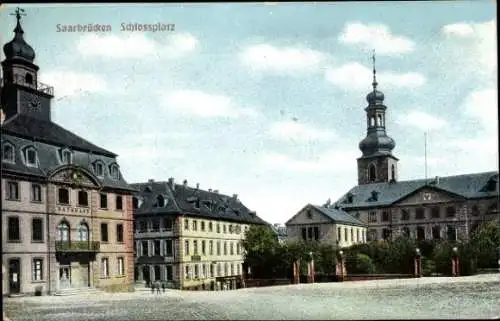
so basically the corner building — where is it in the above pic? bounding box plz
[333,61,499,242]
[1,12,135,296]
[132,179,268,290]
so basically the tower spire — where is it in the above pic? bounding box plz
[10,7,26,36]
[372,49,378,91]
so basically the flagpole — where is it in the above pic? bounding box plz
[424,132,428,182]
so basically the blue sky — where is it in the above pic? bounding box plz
[1,2,497,224]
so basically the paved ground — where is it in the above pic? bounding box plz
[4,274,500,320]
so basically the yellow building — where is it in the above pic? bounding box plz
[131,179,267,290]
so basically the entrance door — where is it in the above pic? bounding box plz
[59,266,71,289]
[142,266,150,286]
[8,259,21,294]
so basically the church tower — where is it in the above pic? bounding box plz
[357,51,399,185]
[1,8,54,122]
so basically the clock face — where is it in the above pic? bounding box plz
[24,92,42,111]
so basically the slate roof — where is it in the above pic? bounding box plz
[1,116,134,192]
[311,204,367,227]
[131,180,268,225]
[335,171,499,210]
[2,114,116,156]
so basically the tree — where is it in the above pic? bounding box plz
[470,221,500,269]
[241,225,281,278]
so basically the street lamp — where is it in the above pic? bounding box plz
[452,246,459,277]
[309,251,314,283]
[414,248,422,278]
[338,250,344,282]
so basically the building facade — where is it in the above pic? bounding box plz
[1,11,135,296]
[332,57,499,242]
[286,204,367,248]
[131,179,268,290]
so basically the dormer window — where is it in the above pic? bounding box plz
[156,195,166,207]
[60,149,73,164]
[23,146,38,167]
[2,143,15,163]
[92,161,105,177]
[370,190,379,202]
[306,210,313,219]
[346,193,354,203]
[109,164,120,180]
[133,197,139,209]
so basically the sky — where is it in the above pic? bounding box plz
[0,2,497,225]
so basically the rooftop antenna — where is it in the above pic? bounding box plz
[424,132,428,182]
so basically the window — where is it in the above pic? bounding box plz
[209,240,214,255]
[139,220,147,233]
[185,265,190,279]
[368,229,377,241]
[32,258,43,281]
[236,243,240,255]
[217,263,222,277]
[230,243,234,255]
[302,228,307,240]
[224,242,227,255]
[391,164,396,181]
[32,218,43,242]
[344,228,348,242]
[194,264,199,279]
[117,257,124,276]
[61,150,72,164]
[230,263,234,276]
[307,227,313,240]
[417,226,426,240]
[431,206,440,218]
[185,219,189,230]
[31,184,42,202]
[368,211,377,223]
[415,208,425,220]
[162,218,173,231]
[78,190,88,206]
[210,264,214,278]
[201,221,205,231]
[78,223,88,241]
[133,197,139,209]
[432,226,441,240]
[446,206,456,218]
[216,224,220,233]
[306,210,313,219]
[209,222,213,232]
[117,224,124,243]
[368,164,376,182]
[382,211,389,222]
[2,143,15,163]
[166,265,173,280]
[8,217,20,241]
[401,227,410,238]
[6,182,19,200]
[184,240,190,255]
[223,225,227,233]
[100,193,108,209]
[471,205,480,216]
[202,240,206,255]
[192,220,197,231]
[217,241,221,255]
[447,225,457,241]
[337,227,341,242]
[152,219,160,231]
[25,73,33,84]
[57,221,70,241]
[109,164,120,180]
[154,265,161,281]
[116,195,123,210]
[202,264,206,278]
[401,209,410,221]
[25,147,37,167]
[101,223,108,242]
[141,241,148,256]
[154,240,161,255]
[165,240,173,256]
[350,228,354,241]
[356,230,360,242]
[193,240,198,255]
[155,195,165,207]
[58,188,69,205]
[101,258,109,277]
[224,263,229,276]
[314,227,319,241]
[93,162,104,177]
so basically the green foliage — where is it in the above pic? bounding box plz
[470,221,500,269]
[422,258,436,276]
[349,253,376,274]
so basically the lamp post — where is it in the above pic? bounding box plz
[338,250,344,282]
[309,251,315,283]
[451,246,460,277]
[414,248,422,278]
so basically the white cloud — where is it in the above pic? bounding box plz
[338,22,415,55]
[260,150,358,173]
[162,90,260,118]
[396,111,448,131]
[463,88,498,134]
[325,62,425,90]
[240,44,326,72]
[442,23,475,37]
[77,33,198,59]
[268,120,336,142]
[39,71,106,97]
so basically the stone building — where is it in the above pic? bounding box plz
[286,204,367,248]
[332,57,499,242]
[1,10,135,296]
[131,179,268,290]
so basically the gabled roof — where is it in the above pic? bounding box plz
[286,203,366,227]
[2,114,116,157]
[336,171,499,210]
[130,180,268,225]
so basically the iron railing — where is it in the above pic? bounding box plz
[1,74,54,96]
[55,240,100,252]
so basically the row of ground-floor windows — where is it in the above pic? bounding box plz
[185,262,242,280]
[368,225,458,241]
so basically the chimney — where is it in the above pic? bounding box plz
[183,179,188,187]
[167,177,175,190]
[148,179,154,183]
[208,188,212,192]
[232,194,238,200]
[213,189,219,194]
[435,176,439,185]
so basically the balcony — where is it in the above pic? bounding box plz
[1,74,54,96]
[55,241,100,252]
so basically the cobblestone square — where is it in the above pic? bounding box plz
[4,275,500,320]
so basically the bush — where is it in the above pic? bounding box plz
[346,253,377,274]
[422,258,436,276]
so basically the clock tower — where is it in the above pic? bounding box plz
[1,8,54,122]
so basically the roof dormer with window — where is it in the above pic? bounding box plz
[109,163,120,180]
[22,145,38,167]
[2,141,16,164]
[59,148,73,165]
[92,160,105,178]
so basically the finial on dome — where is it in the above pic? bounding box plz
[11,7,26,35]
[372,49,378,91]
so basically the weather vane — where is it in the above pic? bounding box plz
[10,7,26,21]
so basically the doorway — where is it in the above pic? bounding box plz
[8,258,21,294]
[59,266,71,289]
[142,266,150,286]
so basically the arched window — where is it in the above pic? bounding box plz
[2,143,15,163]
[391,164,396,181]
[61,149,72,164]
[24,146,38,167]
[57,221,70,241]
[25,73,33,84]
[109,164,120,180]
[368,164,376,182]
[370,117,375,126]
[92,161,104,177]
[156,195,165,207]
[77,223,89,241]
[377,114,382,126]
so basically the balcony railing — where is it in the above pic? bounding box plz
[55,240,100,252]
[1,74,54,96]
